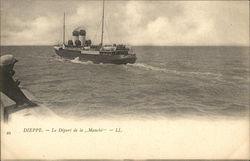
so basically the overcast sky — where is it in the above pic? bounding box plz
[0,0,249,46]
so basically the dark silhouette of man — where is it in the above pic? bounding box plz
[0,55,37,107]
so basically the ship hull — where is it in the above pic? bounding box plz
[54,47,136,64]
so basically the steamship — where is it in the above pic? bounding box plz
[54,1,137,64]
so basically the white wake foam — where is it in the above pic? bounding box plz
[53,55,66,62]
[70,57,94,65]
[129,63,223,79]
[129,63,166,72]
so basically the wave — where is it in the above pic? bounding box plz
[70,57,94,65]
[52,55,66,62]
[54,56,94,65]
[70,57,116,66]
[129,63,166,72]
[129,63,223,79]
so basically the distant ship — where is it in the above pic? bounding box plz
[54,0,137,64]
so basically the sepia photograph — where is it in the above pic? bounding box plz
[0,0,249,160]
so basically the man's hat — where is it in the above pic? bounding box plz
[0,55,18,66]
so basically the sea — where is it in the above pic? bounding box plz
[1,46,249,120]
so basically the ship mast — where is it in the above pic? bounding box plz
[100,0,105,46]
[63,12,65,44]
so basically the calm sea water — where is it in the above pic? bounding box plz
[1,46,249,119]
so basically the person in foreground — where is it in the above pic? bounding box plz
[0,54,37,107]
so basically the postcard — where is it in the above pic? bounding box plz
[1,0,249,160]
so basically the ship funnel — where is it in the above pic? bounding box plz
[72,31,79,46]
[79,30,86,46]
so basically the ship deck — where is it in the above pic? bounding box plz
[63,47,100,55]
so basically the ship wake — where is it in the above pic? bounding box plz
[70,57,94,65]
[129,63,224,80]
